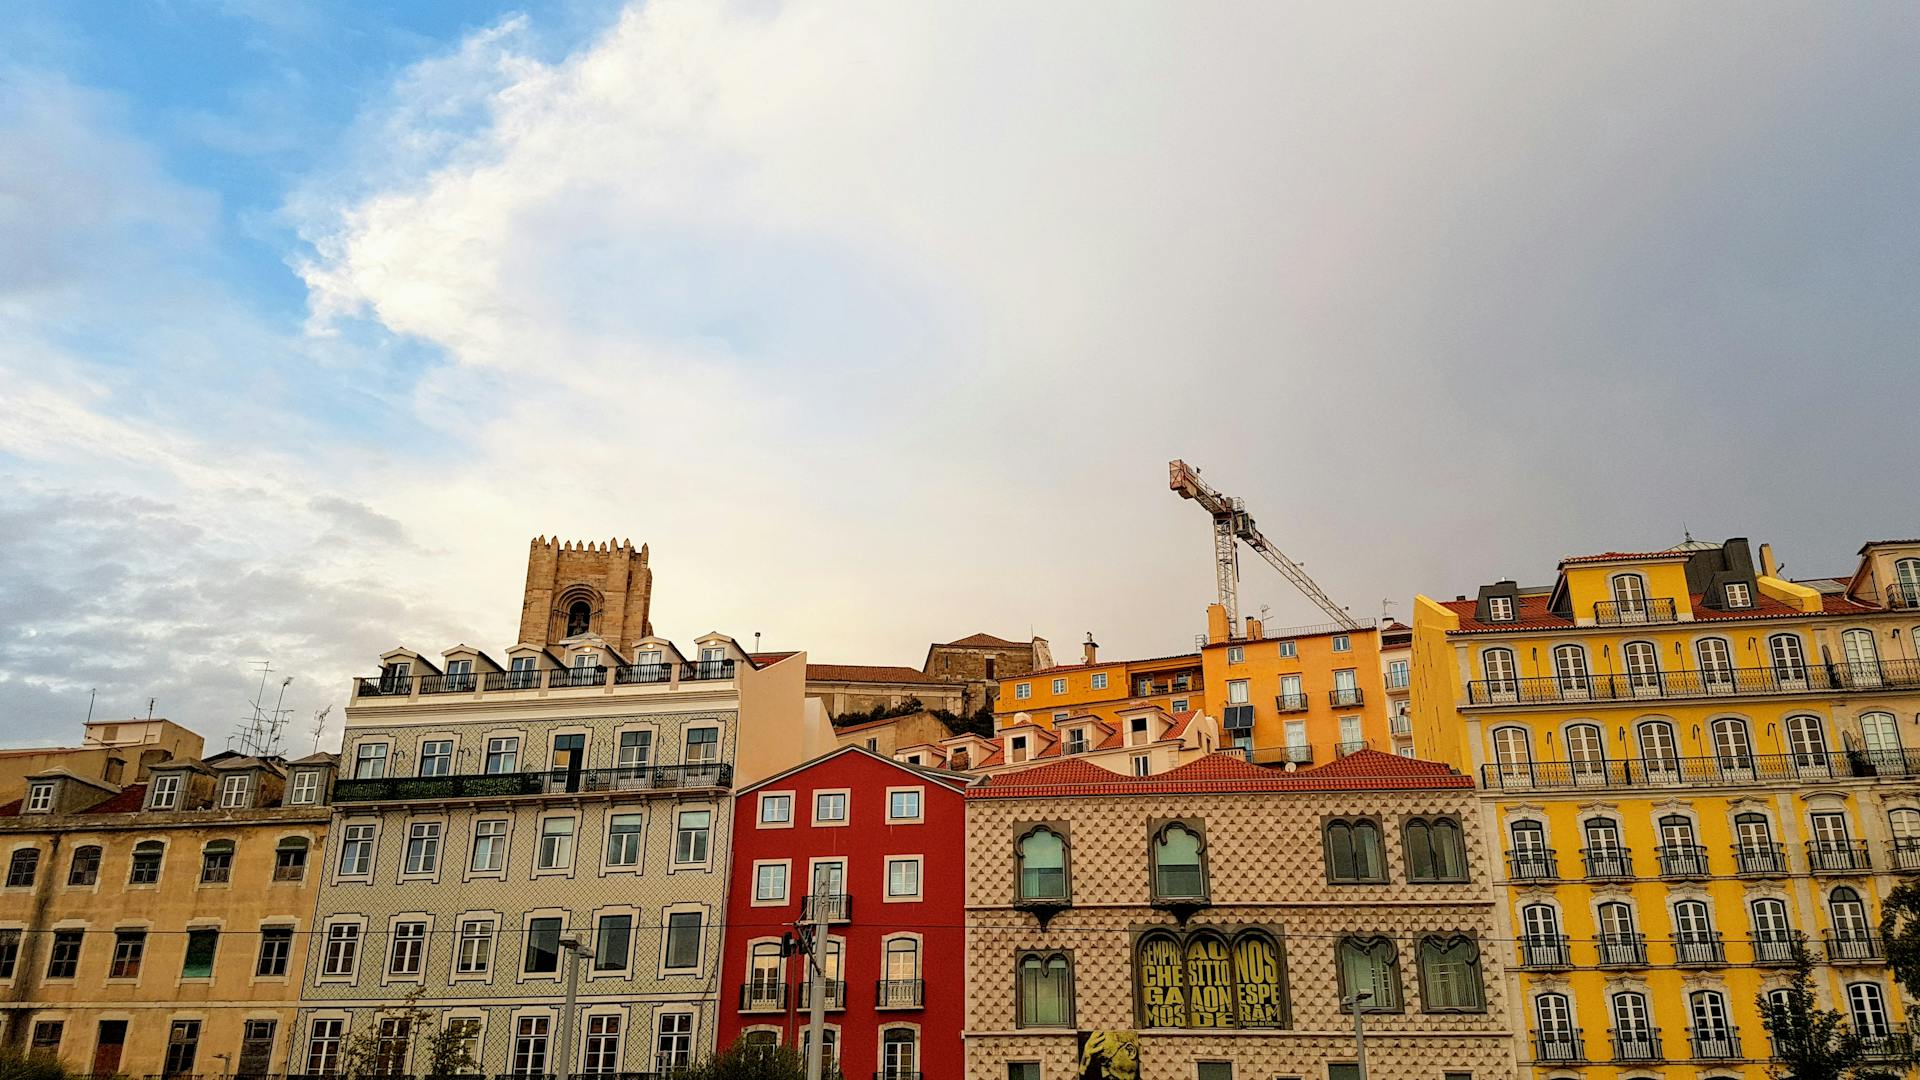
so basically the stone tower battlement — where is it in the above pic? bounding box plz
[519,536,654,654]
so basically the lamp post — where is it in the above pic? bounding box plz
[1343,990,1373,1080]
[557,935,592,1080]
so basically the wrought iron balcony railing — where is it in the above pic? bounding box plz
[800,893,851,923]
[1856,1026,1912,1060]
[1887,583,1920,610]
[1533,1028,1584,1063]
[1468,658,1920,707]
[796,979,845,1010]
[614,663,673,685]
[483,669,543,691]
[1672,931,1726,966]
[738,983,787,1011]
[1825,930,1884,963]
[1750,932,1797,966]
[1596,932,1648,967]
[1517,934,1572,969]
[1274,693,1309,713]
[1507,849,1558,881]
[1656,844,1711,878]
[1329,687,1364,707]
[358,659,736,699]
[1609,1028,1662,1062]
[1480,748,1920,792]
[875,979,924,1008]
[1888,838,1920,872]
[1807,840,1871,873]
[332,763,732,803]
[1389,714,1412,736]
[1688,1028,1741,1060]
[1582,847,1634,880]
[1283,745,1314,764]
[1734,843,1789,877]
[1594,597,1679,625]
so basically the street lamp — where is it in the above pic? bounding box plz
[557,936,594,1080]
[1342,991,1373,1080]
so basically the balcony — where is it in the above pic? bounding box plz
[1533,1028,1584,1063]
[1389,714,1412,736]
[738,983,787,1012]
[1750,933,1797,966]
[1582,847,1634,880]
[1507,849,1558,882]
[332,763,732,803]
[1656,844,1711,879]
[1517,935,1572,970]
[419,672,478,693]
[1825,930,1884,963]
[614,663,673,685]
[1274,693,1309,713]
[357,659,737,701]
[1283,745,1314,765]
[484,669,543,691]
[1465,659,1920,707]
[1889,839,1920,872]
[875,979,924,1009]
[1734,843,1790,877]
[1329,687,1364,707]
[797,979,846,1010]
[1807,840,1871,874]
[684,660,736,681]
[1857,1026,1913,1060]
[1609,1028,1663,1062]
[800,893,851,923]
[1672,931,1726,967]
[1688,1028,1741,1060]
[357,674,415,696]
[1887,583,1920,610]
[1335,739,1370,758]
[1596,932,1648,967]
[1480,748,1920,793]
[1593,597,1679,625]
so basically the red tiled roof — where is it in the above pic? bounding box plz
[85,784,148,814]
[1859,539,1920,553]
[968,750,1470,798]
[806,664,944,685]
[943,633,1024,648]
[1162,710,1200,739]
[0,799,20,817]
[1558,550,1692,566]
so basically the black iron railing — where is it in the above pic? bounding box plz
[1507,849,1558,881]
[738,983,786,1011]
[1734,843,1789,876]
[1481,748,1920,792]
[1466,658,1920,706]
[1807,840,1871,873]
[875,979,924,1008]
[1594,597,1679,625]
[1672,931,1725,966]
[1856,1026,1912,1060]
[1825,930,1884,963]
[1887,839,1920,872]
[419,673,477,693]
[684,660,735,681]
[483,669,543,691]
[1887,583,1920,610]
[1533,1029,1584,1063]
[1582,847,1634,879]
[1596,933,1647,967]
[1517,935,1571,969]
[1656,844,1711,878]
[801,894,850,923]
[360,660,735,698]
[1688,1028,1741,1060]
[1610,1028,1662,1062]
[356,675,415,696]
[1274,693,1309,713]
[1329,687,1364,707]
[550,666,607,689]
[332,764,732,802]
[614,664,673,685]
[1750,933,1797,966]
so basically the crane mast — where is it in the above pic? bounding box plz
[1168,459,1365,635]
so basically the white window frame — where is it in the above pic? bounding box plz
[885,787,925,824]
[1051,678,1068,695]
[318,918,365,983]
[1090,672,1108,690]
[884,856,924,902]
[401,821,443,879]
[1332,634,1352,652]
[148,774,182,811]
[672,807,715,870]
[382,914,432,984]
[1725,582,1752,608]
[1014,683,1031,701]
[24,785,52,814]
[467,818,509,879]
[1487,596,1514,622]
[1226,646,1244,664]
[758,792,795,828]
[1131,754,1151,777]
[287,771,319,805]
[534,815,577,876]
[603,811,646,873]
[751,860,791,906]
[813,790,850,827]
[451,913,498,983]
[335,822,377,881]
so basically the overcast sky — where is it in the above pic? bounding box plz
[3,2,1917,751]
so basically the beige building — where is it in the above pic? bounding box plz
[963,750,1518,1080]
[0,739,333,1077]
[834,710,963,759]
[1381,622,1414,756]
[0,719,202,802]
[931,706,1225,779]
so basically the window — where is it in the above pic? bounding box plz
[618,729,654,773]
[886,857,922,899]
[883,937,920,998]
[1091,672,1109,690]
[755,862,788,902]
[29,1021,61,1057]
[1622,641,1660,690]
[1386,659,1409,688]
[322,923,361,977]
[1015,683,1031,700]
[880,1030,916,1080]
[567,600,592,636]
[1786,713,1829,768]
[1847,982,1890,1037]
[1227,645,1245,664]
[1052,678,1068,694]
[1482,648,1517,692]
[686,727,719,764]
[289,770,319,805]
[485,737,520,774]
[110,929,146,978]
[165,1020,201,1076]
[584,1015,621,1075]
[220,773,250,808]
[373,1017,411,1076]
[537,817,575,870]
[0,930,17,979]
[814,792,848,824]
[1277,640,1297,657]
[1862,711,1903,756]
[1326,819,1386,883]
[655,1013,694,1073]
[200,840,234,884]
[1417,935,1484,1010]
[46,930,82,978]
[1551,644,1590,692]
[1197,1065,1232,1080]
[182,927,218,979]
[1152,822,1207,900]
[388,921,426,975]
[1711,716,1754,769]
[607,813,644,867]
[306,1020,344,1075]
[1843,629,1881,682]
[257,926,293,977]
[1131,754,1151,777]
[1333,634,1351,652]
[456,919,494,974]
[1171,698,1188,713]
[1337,937,1400,1010]
[1017,952,1074,1026]
[7,849,40,888]
[1695,638,1734,687]
[419,740,453,776]
[1064,728,1087,755]
[67,845,101,886]
[524,917,562,974]
[338,824,374,876]
[760,794,792,825]
[513,1017,550,1076]
[675,810,711,864]
[354,742,389,779]
[594,913,632,972]
[404,822,442,875]
[1830,886,1871,941]
[888,789,923,822]
[1487,596,1514,621]
[1018,827,1068,902]
[1769,634,1808,680]
[471,819,507,872]
[1404,817,1468,882]
[1724,582,1751,608]
[274,836,309,881]
[1226,679,1250,704]
[25,784,53,813]
[665,911,703,970]
[149,774,181,810]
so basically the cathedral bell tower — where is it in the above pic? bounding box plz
[519,537,654,654]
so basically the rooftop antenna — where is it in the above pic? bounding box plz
[309,705,333,755]
[754,632,762,653]
[85,688,96,724]
[234,662,296,758]
[147,698,156,720]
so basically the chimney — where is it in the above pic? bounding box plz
[1758,543,1779,579]
[1244,615,1264,641]
[1082,633,1098,666]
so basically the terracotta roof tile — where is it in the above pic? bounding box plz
[968,750,1471,799]
[1558,550,1692,565]
[85,784,149,814]
[943,633,1024,648]
[1441,591,1850,633]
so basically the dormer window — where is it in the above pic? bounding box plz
[379,661,411,694]
[1064,729,1087,755]
[149,774,182,811]
[1010,736,1029,764]
[25,783,54,814]
[1487,596,1514,622]
[1725,583,1752,609]
[1130,717,1150,745]
[566,601,592,637]
[219,775,250,809]
[288,771,319,806]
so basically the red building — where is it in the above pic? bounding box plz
[718,747,969,1080]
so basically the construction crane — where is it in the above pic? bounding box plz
[1169,459,1365,636]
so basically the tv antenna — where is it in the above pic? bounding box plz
[232,661,295,758]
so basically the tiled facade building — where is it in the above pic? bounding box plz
[963,750,1518,1080]
[718,747,969,1080]
[0,737,332,1077]
[297,537,832,1077]
[1413,536,1920,1080]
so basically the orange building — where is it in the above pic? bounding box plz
[1197,604,1395,766]
[993,639,1204,729]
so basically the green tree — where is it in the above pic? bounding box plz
[1756,934,1907,1080]
[685,1040,836,1080]
[0,1051,83,1080]
[1883,879,1920,1001]
[334,990,478,1080]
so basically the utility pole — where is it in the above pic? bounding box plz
[1344,990,1373,1079]
[803,895,828,1080]
[557,936,590,1080]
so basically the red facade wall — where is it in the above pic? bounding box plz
[718,749,967,1080]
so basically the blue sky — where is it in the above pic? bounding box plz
[3,2,1918,750]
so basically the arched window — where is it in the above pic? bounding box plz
[1491,726,1532,782]
[1860,711,1902,758]
[274,836,310,882]
[1636,720,1679,775]
[1404,817,1468,883]
[1611,991,1652,1040]
[1829,887,1870,942]
[1786,714,1829,768]
[1566,723,1607,779]
[1769,634,1808,682]
[1657,815,1705,877]
[1184,933,1235,1026]
[1016,827,1067,902]
[1482,648,1518,693]
[1842,629,1881,685]
[1889,808,1920,865]
[129,840,164,884]
[1583,816,1624,868]
[1520,904,1564,967]
[1230,930,1287,1027]
[67,845,102,887]
[1417,935,1484,1011]
[1622,641,1661,692]
[1509,819,1552,879]
[1895,558,1920,605]
[1151,823,1207,900]
[746,942,784,1008]
[1750,898,1792,963]
[200,839,235,884]
[1336,937,1400,1011]
[1611,573,1650,617]
[1016,951,1073,1027]
[1710,717,1753,770]
[1136,931,1185,1026]
[1690,990,1732,1046]
[1596,901,1641,965]
[1847,982,1890,1037]
[879,1029,916,1080]
[1673,900,1718,963]
[1325,819,1386,883]
[1695,638,1735,690]
[1552,645,1591,694]
[1535,992,1575,1048]
[565,600,591,638]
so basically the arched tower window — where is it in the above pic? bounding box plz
[566,600,592,638]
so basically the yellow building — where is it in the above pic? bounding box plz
[996,640,1204,729]
[1199,604,1396,765]
[1412,536,1920,1080]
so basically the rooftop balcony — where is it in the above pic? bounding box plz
[1887,583,1920,610]
[1466,658,1920,707]
[1594,597,1679,625]
[1481,748,1920,793]
[332,763,731,803]
[356,660,736,701]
